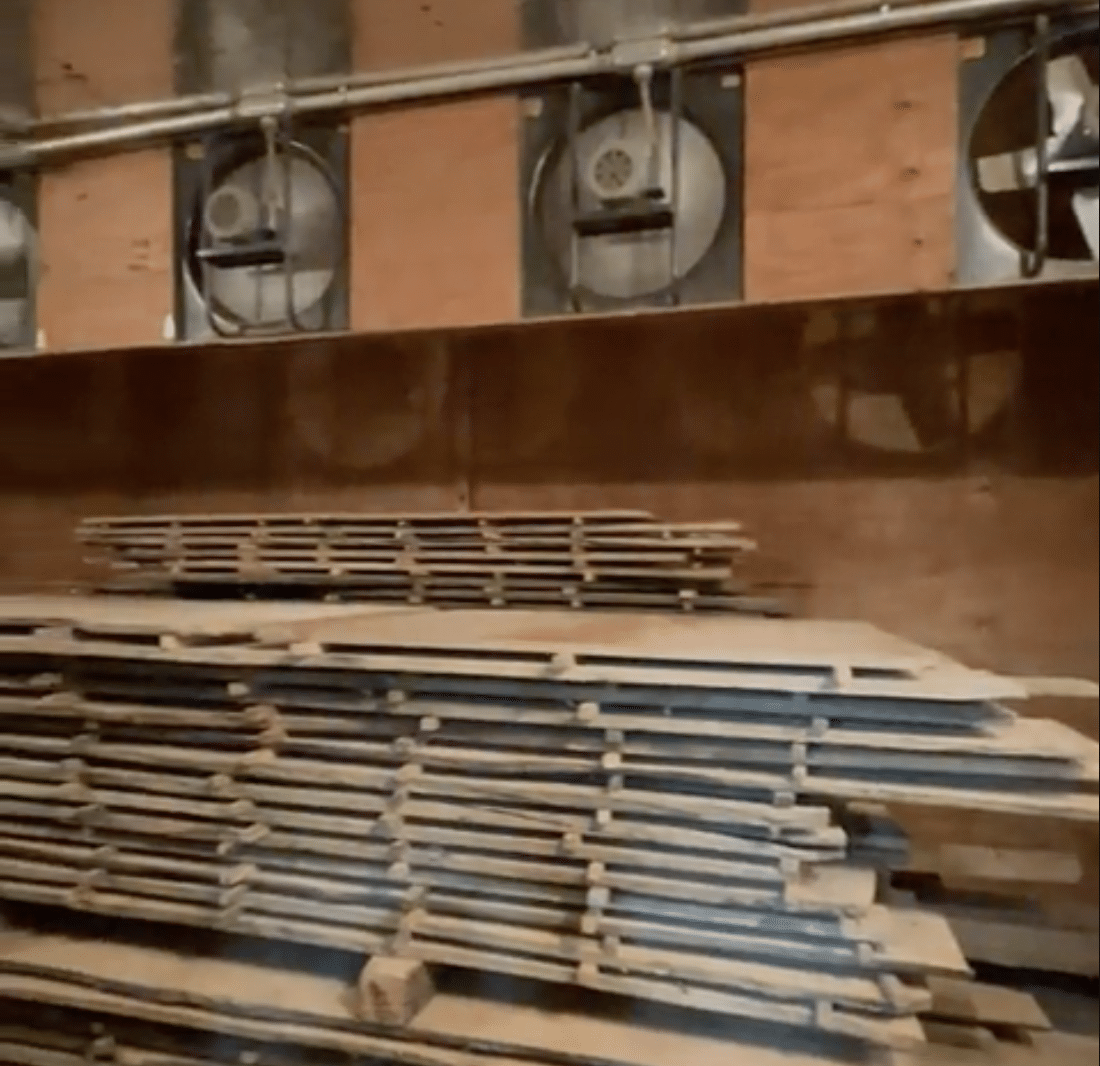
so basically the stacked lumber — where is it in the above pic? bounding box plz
[0,910,1088,1066]
[0,596,1097,1051]
[77,510,785,614]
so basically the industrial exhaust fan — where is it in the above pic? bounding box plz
[0,172,34,352]
[520,1,744,317]
[173,115,349,340]
[957,15,1098,284]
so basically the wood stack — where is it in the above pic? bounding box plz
[0,910,1090,1066]
[76,510,785,614]
[0,595,1096,1055]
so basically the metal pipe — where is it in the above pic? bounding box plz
[7,52,609,168]
[6,0,1097,170]
[30,42,595,135]
[677,0,972,39]
[676,0,1092,62]
[21,1,900,135]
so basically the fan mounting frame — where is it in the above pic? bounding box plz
[520,64,743,318]
[957,13,1099,286]
[173,116,350,341]
[0,169,36,354]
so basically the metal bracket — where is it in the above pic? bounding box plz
[608,36,678,71]
[1022,13,1050,278]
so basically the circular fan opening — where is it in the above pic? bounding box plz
[187,141,341,330]
[535,106,727,301]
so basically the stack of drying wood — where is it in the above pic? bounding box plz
[0,596,1096,1053]
[0,909,1089,1066]
[77,510,783,614]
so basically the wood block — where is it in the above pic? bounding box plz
[356,955,434,1026]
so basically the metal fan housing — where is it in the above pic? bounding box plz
[520,70,743,317]
[957,17,1099,284]
[173,124,349,340]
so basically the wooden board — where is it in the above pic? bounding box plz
[743,34,957,301]
[348,0,520,330]
[33,0,175,351]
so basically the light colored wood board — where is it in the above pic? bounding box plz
[11,714,1091,825]
[925,977,1051,1032]
[0,916,917,1044]
[79,510,656,528]
[1015,677,1100,699]
[0,632,1020,708]
[0,741,834,834]
[418,992,889,1066]
[0,792,803,890]
[0,692,1088,766]
[907,845,1084,887]
[743,34,956,301]
[0,823,861,918]
[0,820,877,949]
[0,761,843,860]
[0,974,521,1066]
[856,909,970,979]
[941,913,1099,977]
[0,931,352,1019]
[0,594,388,637]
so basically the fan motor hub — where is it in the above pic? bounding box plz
[204,183,261,241]
[586,137,648,201]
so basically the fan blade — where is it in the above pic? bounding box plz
[977,148,1036,192]
[1072,187,1099,259]
[1046,55,1090,138]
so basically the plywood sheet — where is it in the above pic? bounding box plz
[33,0,174,351]
[348,0,520,331]
[744,35,958,300]
[350,0,518,69]
[349,99,521,330]
[33,0,174,116]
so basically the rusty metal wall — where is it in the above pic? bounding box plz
[1,282,1095,677]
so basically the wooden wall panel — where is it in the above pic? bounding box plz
[744,35,958,301]
[348,0,520,331]
[34,0,175,351]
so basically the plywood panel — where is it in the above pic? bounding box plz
[349,100,520,330]
[34,0,175,351]
[36,151,174,351]
[350,0,518,70]
[34,0,174,115]
[349,0,520,331]
[744,35,958,300]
